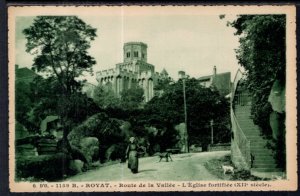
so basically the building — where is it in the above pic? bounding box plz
[96,42,168,102]
[198,66,231,96]
[82,82,97,99]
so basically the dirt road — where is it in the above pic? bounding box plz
[66,151,230,181]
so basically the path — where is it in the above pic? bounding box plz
[66,151,230,181]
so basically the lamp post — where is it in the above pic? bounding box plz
[178,71,189,153]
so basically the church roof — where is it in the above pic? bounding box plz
[124,42,148,47]
[212,72,231,96]
[198,75,212,81]
[198,72,231,96]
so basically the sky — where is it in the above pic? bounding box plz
[15,12,240,84]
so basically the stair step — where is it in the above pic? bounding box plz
[252,163,278,168]
[245,133,262,137]
[252,152,274,156]
[254,159,276,164]
[250,142,269,145]
[246,136,265,139]
[237,123,258,128]
[242,129,261,132]
[251,149,274,153]
[254,154,274,159]
[250,145,270,149]
[251,168,283,173]
[250,143,268,147]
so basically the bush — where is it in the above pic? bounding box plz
[68,113,132,163]
[16,153,71,181]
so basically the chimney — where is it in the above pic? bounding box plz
[213,66,217,77]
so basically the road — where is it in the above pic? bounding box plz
[66,151,230,181]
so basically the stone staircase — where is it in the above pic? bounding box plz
[234,105,283,177]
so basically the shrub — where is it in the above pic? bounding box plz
[16,153,71,181]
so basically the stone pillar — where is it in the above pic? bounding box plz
[129,78,132,89]
[147,79,152,100]
[116,76,121,97]
[113,76,117,94]
[143,79,149,102]
[120,76,124,94]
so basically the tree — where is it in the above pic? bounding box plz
[26,76,101,133]
[15,81,35,130]
[23,16,97,139]
[230,15,286,168]
[93,85,120,109]
[120,87,144,110]
[143,78,230,151]
[230,15,286,134]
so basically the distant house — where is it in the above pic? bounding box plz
[198,66,231,97]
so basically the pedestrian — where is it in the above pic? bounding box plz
[126,137,139,174]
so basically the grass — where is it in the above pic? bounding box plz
[204,154,270,181]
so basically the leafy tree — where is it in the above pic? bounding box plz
[120,87,144,110]
[23,16,97,95]
[93,85,120,109]
[23,16,97,139]
[143,78,230,151]
[154,77,174,91]
[15,81,35,130]
[26,76,101,133]
[230,15,286,134]
[230,15,286,168]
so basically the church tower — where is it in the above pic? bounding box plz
[97,41,166,102]
[123,42,148,63]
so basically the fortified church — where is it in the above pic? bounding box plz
[96,42,169,102]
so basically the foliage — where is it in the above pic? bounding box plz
[142,78,230,151]
[23,16,97,139]
[204,154,268,181]
[68,113,133,162]
[154,77,174,91]
[120,87,144,110]
[15,81,36,131]
[23,16,97,95]
[16,153,71,181]
[93,85,120,109]
[230,15,286,136]
[94,85,144,111]
[26,76,101,134]
[230,15,286,169]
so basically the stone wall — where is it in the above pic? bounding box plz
[207,143,231,151]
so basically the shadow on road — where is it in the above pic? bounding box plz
[138,169,157,173]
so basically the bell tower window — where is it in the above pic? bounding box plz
[134,51,139,57]
[126,52,130,58]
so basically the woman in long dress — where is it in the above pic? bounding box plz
[126,137,139,174]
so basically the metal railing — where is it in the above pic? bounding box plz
[231,69,252,168]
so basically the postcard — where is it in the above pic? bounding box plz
[8,5,297,192]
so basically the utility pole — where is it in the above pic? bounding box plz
[179,71,189,153]
[210,119,214,144]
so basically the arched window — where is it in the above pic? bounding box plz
[126,52,130,58]
[134,51,139,57]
